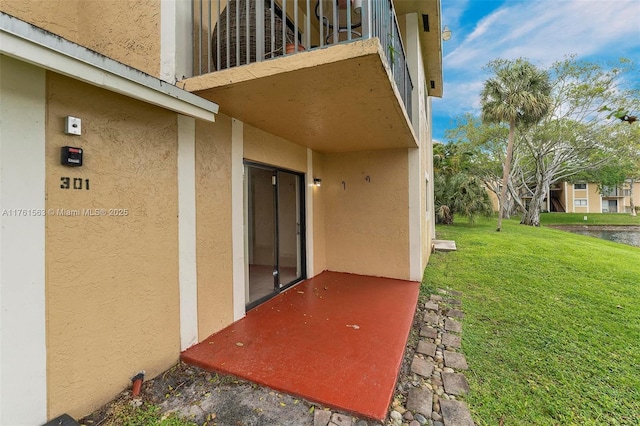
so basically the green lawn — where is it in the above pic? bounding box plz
[424,218,640,425]
[540,212,640,226]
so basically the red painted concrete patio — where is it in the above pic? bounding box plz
[181,271,420,420]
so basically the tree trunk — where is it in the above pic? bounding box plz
[630,180,636,217]
[503,194,512,219]
[496,120,516,232]
[521,158,550,226]
[521,183,548,226]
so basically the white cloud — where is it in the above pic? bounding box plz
[446,0,640,70]
[435,80,484,115]
[465,8,508,45]
[433,0,640,139]
[440,0,470,29]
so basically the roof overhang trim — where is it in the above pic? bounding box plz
[0,12,219,122]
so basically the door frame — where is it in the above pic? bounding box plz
[244,160,307,310]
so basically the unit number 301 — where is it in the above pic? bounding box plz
[60,177,90,190]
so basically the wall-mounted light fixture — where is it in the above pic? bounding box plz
[442,25,452,41]
[313,178,322,187]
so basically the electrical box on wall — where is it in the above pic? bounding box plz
[61,146,83,167]
[64,116,82,135]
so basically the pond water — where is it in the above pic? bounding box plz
[557,226,640,248]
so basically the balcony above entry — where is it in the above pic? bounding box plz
[194,0,443,97]
[184,0,448,152]
[207,0,371,73]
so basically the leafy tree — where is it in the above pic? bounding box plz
[517,58,640,225]
[600,106,638,124]
[434,173,493,225]
[598,107,640,215]
[623,124,640,216]
[433,142,493,224]
[445,114,525,217]
[578,121,640,216]
[480,59,552,231]
[444,58,639,226]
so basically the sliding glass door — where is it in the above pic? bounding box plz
[245,163,305,308]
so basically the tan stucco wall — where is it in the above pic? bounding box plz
[241,125,414,280]
[195,114,234,340]
[312,152,327,276]
[570,185,587,213]
[243,124,307,172]
[563,181,640,213]
[487,188,500,212]
[418,83,432,273]
[1,0,161,77]
[323,149,410,280]
[565,184,575,212]
[587,184,601,213]
[45,72,179,419]
[421,143,431,270]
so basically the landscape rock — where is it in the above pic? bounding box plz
[420,327,438,339]
[447,309,465,319]
[440,400,474,426]
[330,412,352,426]
[413,413,428,425]
[417,341,437,357]
[444,319,462,333]
[406,388,433,416]
[442,372,470,396]
[314,409,332,426]
[424,301,439,311]
[441,333,461,349]
[423,312,440,325]
[443,351,469,370]
[411,357,435,377]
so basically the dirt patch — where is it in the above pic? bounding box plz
[79,364,318,426]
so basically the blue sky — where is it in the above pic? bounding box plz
[431,0,640,142]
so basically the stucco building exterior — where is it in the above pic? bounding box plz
[0,1,443,423]
[488,180,639,215]
[550,181,640,214]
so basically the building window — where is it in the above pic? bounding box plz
[574,199,587,206]
[574,183,587,190]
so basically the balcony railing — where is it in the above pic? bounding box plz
[601,186,627,197]
[193,0,412,118]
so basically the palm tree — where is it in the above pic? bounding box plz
[481,59,552,231]
[434,143,494,225]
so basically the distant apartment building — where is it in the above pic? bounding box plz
[552,181,640,213]
[487,180,639,214]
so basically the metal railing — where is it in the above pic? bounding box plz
[601,186,624,197]
[192,0,412,117]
